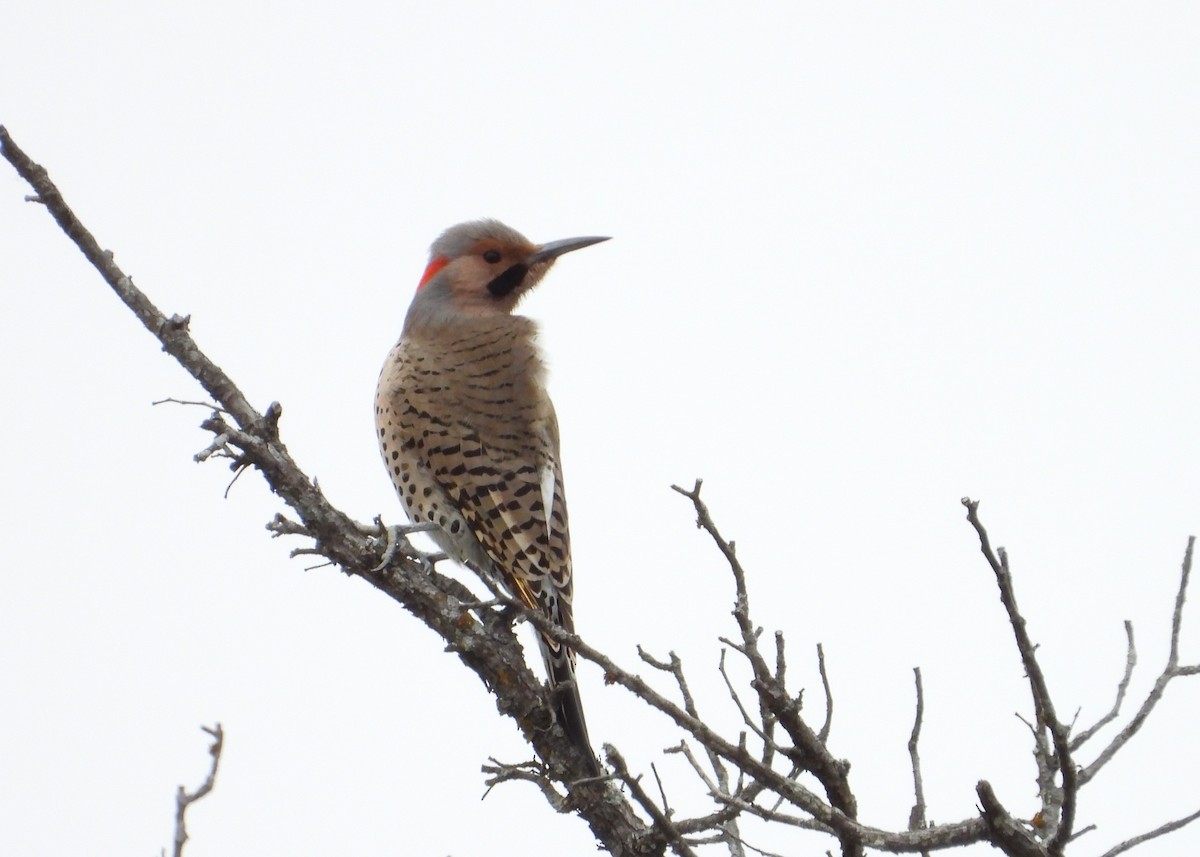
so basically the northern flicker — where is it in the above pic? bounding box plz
[375,219,609,774]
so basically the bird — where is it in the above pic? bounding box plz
[375,219,609,775]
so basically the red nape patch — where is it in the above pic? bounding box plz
[417,256,449,290]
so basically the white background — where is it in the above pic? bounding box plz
[2,3,1198,855]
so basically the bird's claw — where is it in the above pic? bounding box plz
[371,525,403,572]
[370,520,441,572]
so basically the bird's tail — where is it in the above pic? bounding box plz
[542,642,600,776]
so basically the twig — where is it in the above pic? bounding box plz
[639,645,741,825]
[666,740,722,797]
[1068,823,1096,841]
[607,746,700,857]
[153,396,226,412]
[651,763,673,820]
[963,498,1076,850]
[638,647,704,724]
[907,668,928,845]
[1095,805,1200,857]
[718,648,775,746]
[266,513,311,539]
[171,724,223,857]
[1079,537,1199,785]
[816,643,834,743]
[481,758,567,811]
[223,461,250,498]
[706,789,831,833]
[1070,621,1136,751]
[672,479,860,854]
[516,590,990,852]
[724,832,790,857]
[193,431,235,463]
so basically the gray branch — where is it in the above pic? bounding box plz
[963,498,1076,852]
[1069,621,1136,751]
[170,724,223,857]
[1095,805,1200,857]
[907,667,928,848]
[1079,537,1198,786]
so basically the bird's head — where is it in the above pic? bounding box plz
[405,219,609,328]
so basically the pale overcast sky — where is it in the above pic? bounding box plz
[2,3,1199,856]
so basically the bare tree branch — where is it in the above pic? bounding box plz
[717,647,776,748]
[1079,537,1198,786]
[907,667,928,847]
[608,746,701,857]
[962,498,1076,851]
[1070,621,1136,751]
[976,780,1046,857]
[481,757,569,811]
[1095,805,1200,857]
[672,480,860,856]
[170,723,223,857]
[816,643,834,744]
[639,647,749,853]
[478,584,994,852]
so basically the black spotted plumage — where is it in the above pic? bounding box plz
[377,314,594,772]
[376,220,607,775]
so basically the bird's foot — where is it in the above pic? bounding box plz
[419,551,448,574]
[370,519,441,572]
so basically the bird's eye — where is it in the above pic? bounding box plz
[483,249,502,264]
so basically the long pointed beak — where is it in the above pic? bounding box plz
[528,235,611,265]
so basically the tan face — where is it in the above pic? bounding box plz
[421,237,548,317]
